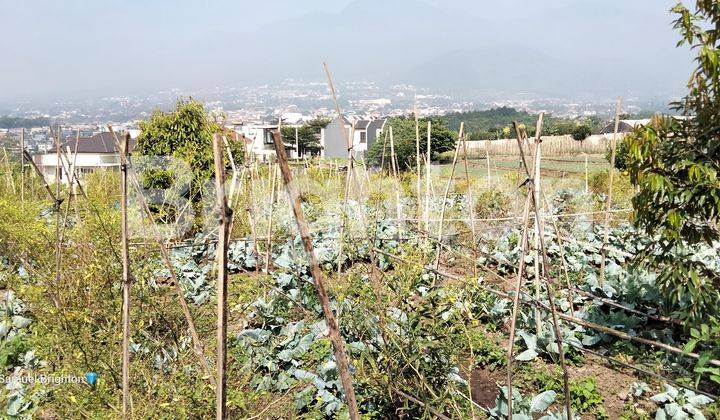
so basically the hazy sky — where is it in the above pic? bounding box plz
[0,0,691,103]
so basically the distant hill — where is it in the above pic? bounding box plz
[0,117,51,129]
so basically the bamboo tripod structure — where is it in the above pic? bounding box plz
[505,118,572,420]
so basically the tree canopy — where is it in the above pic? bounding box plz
[442,107,604,140]
[624,1,720,321]
[136,99,224,202]
[366,116,457,171]
[280,117,329,157]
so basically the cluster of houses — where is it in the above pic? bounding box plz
[29,116,388,184]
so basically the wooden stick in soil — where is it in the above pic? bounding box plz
[1,148,16,195]
[425,121,431,241]
[212,134,232,420]
[323,62,357,274]
[20,129,24,203]
[599,97,622,287]
[23,149,58,203]
[532,114,544,337]
[264,161,278,272]
[271,130,360,420]
[432,123,463,275]
[119,133,132,418]
[504,189,533,419]
[414,102,422,231]
[460,132,478,278]
[388,126,402,225]
[53,126,62,309]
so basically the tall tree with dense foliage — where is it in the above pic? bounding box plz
[625,1,720,321]
[136,99,225,200]
[366,117,457,170]
[280,117,329,157]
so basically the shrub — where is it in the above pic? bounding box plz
[474,189,512,219]
[571,125,592,141]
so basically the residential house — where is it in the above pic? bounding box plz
[320,117,387,159]
[234,123,297,161]
[32,132,135,184]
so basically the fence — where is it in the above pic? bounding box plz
[464,134,619,157]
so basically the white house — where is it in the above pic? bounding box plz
[32,132,134,184]
[234,123,298,161]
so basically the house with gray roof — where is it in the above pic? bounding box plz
[320,117,387,159]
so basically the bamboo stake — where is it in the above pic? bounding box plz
[432,123,463,275]
[323,62,358,275]
[425,121,431,238]
[0,149,13,194]
[119,133,131,418]
[414,102,422,231]
[271,130,360,420]
[460,131,478,278]
[295,126,299,159]
[388,126,402,225]
[584,153,589,194]
[53,126,62,309]
[504,190,533,419]
[532,114,544,337]
[23,149,56,202]
[20,129,24,203]
[264,161,278,272]
[213,134,232,420]
[599,98,622,287]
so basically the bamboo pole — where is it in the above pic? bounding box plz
[414,102,422,231]
[23,149,56,202]
[599,98,622,287]
[323,62,357,275]
[53,126,62,309]
[532,114,544,337]
[389,126,402,225]
[271,129,360,420]
[425,121,431,238]
[460,131,478,278]
[584,153,589,194]
[212,134,232,420]
[20,129,24,203]
[264,161,278,272]
[119,133,131,418]
[432,123,463,275]
[504,190,533,419]
[295,126,299,159]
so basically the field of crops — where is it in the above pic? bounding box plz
[0,143,718,419]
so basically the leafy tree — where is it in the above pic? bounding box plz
[366,117,457,170]
[571,124,592,141]
[624,2,720,321]
[136,99,225,201]
[280,117,329,157]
